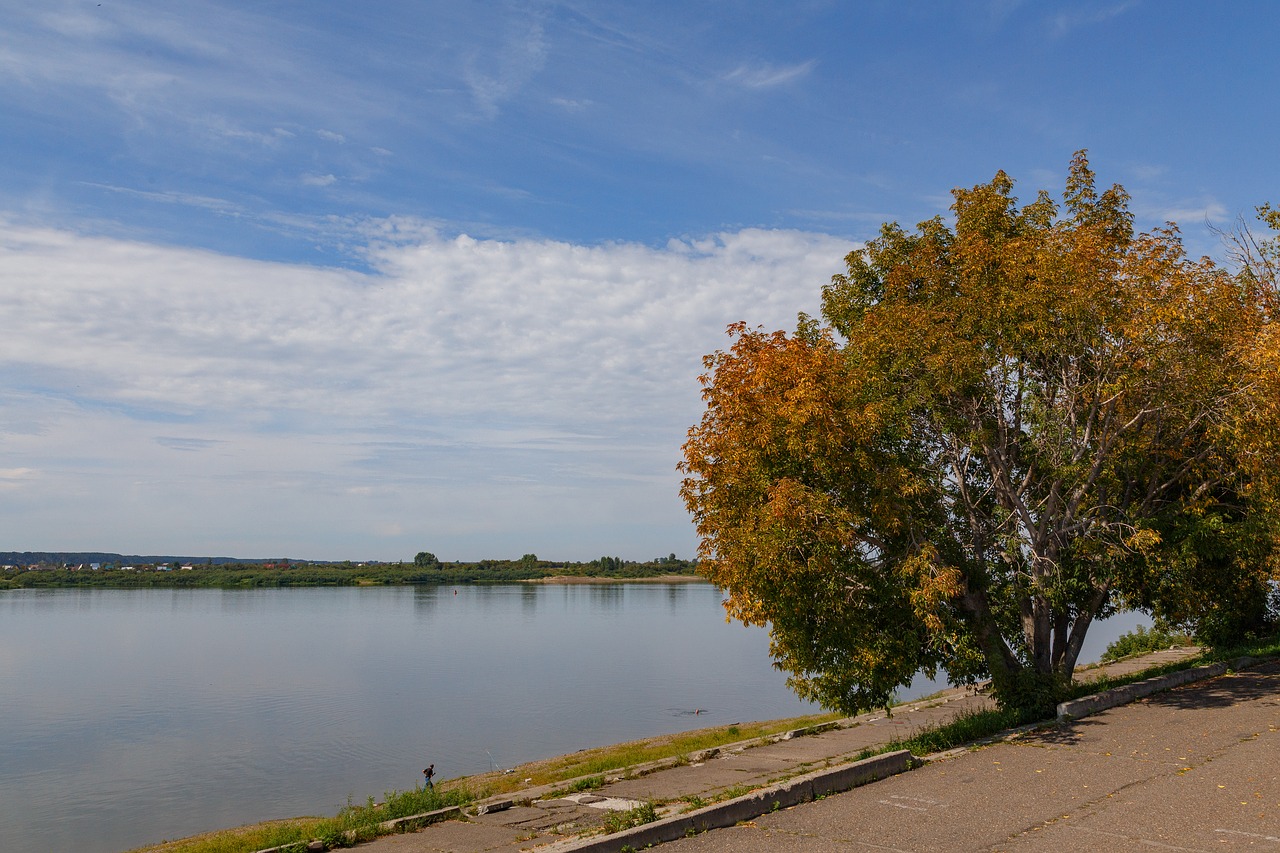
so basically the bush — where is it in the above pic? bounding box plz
[1102,623,1193,662]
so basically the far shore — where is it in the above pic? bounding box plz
[521,574,707,584]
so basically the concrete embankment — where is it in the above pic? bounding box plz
[342,646,1243,853]
[651,657,1280,852]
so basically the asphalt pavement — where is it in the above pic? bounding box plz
[651,658,1280,852]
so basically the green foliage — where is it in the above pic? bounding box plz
[595,555,626,574]
[1101,622,1194,662]
[413,551,440,568]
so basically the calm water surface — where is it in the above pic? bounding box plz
[0,583,1148,853]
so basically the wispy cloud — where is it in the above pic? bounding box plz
[1050,0,1140,36]
[722,59,816,89]
[155,437,223,452]
[301,173,337,187]
[0,467,37,491]
[0,218,851,557]
[550,96,592,112]
[80,183,244,216]
[463,16,549,118]
[1135,198,1229,227]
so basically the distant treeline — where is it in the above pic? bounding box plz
[0,553,699,590]
[0,551,252,567]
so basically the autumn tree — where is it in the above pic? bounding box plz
[680,153,1280,715]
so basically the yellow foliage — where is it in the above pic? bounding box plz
[682,153,1280,714]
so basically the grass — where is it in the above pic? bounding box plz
[893,707,1031,756]
[1204,631,1280,662]
[127,786,475,853]
[467,713,841,797]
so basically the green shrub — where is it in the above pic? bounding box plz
[1101,623,1193,662]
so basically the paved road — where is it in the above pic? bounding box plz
[656,660,1280,852]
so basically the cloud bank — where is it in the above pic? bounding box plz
[0,220,851,560]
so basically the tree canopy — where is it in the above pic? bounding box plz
[680,153,1280,714]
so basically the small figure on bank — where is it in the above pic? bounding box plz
[423,764,435,790]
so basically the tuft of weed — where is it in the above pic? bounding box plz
[603,802,659,833]
[567,775,605,793]
[881,708,1024,757]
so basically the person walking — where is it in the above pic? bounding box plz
[423,764,435,790]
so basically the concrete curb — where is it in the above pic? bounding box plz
[1055,657,1266,721]
[549,749,914,853]
[377,804,461,832]
[251,806,460,853]
[464,716,858,814]
[462,688,981,816]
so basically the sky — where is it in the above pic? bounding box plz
[1,1,1277,562]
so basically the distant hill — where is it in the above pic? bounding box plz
[0,552,294,567]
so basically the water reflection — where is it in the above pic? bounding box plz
[521,583,539,615]
[586,583,625,609]
[413,584,440,614]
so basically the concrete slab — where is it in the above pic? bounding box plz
[363,820,530,852]
[495,801,610,833]
[601,751,798,801]
[746,740,1163,851]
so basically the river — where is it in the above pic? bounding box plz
[0,583,1147,853]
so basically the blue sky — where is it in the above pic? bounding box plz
[1,1,1277,561]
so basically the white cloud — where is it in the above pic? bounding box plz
[0,219,852,559]
[463,16,548,118]
[1049,1,1140,36]
[722,60,816,89]
[317,129,346,143]
[301,173,337,187]
[1134,198,1229,227]
[550,97,592,112]
[0,467,36,492]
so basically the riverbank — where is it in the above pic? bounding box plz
[521,574,705,584]
[0,562,702,590]
[126,644,1251,853]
